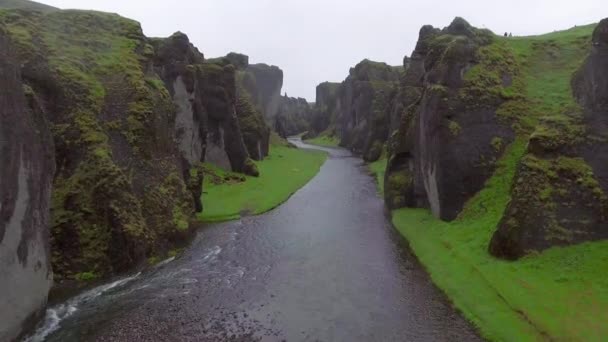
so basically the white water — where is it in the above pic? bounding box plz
[20,247,227,342]
[23,273,141,342]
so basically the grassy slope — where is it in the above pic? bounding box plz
[304,133,340,147]
[389,24,608,341]
[0,0,57,12]
[197,144,327,222]
[369,157,387,194]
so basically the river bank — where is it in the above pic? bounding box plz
[197,138,327,222]
[25,141,480,341]
[379,141,608,341]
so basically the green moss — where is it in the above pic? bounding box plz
[385,171,412,207]
[2,7,195,280]
[147,256,160,265]
[74,271,98,281]
[304,131,340,147]
[368,157,387,195]
[491,137,504,152]
[448,120,462,136]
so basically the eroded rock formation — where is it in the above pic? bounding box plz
[306,82,341,137]
[0,24,54,341]
[0,9,195,281]
[275,95,313,137]
[152,35,258,177]
[490,18,608,258]
[335,60,400,161]
[384,18,515,220]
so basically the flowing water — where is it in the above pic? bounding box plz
[25,140,481,341]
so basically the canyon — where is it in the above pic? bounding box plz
[1,0,607,341]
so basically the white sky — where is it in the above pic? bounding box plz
[40,0,605,101]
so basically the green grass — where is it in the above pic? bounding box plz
[368,157,387,194]
[304,134,340,148]
[197,145,327,222]
[386,24,608,341]
[391,139,608,341]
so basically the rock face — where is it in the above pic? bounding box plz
[235,94,269,162]
[304,82,341,138]
[206,52,275,162]
[490,18,608,259]
[0,9,196,280]
[241,63,283,124]
[275,95,313,137]
[336,60,400,161]
[0,25,54,341]
[152,34,259,178]
[384,18,515,220]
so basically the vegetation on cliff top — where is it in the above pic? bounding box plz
[198,142,327,222]
[0,8,193,279]
[388,23,608,341]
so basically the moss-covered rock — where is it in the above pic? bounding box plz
[152,37,259,177]
[275,95,313,137]
[490,18,608,258]
[0,23,54,341]
[303,82,341,139]
[326,59,400,161]
[0,8,195,279]
[235,93,270,160]
[385,17,515,220]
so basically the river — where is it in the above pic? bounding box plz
[25,140,480,341]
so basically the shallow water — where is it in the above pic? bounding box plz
[26,140,480,341]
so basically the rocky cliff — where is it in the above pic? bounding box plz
[0,24,54,341]
[384,18,515,220]
[152,33,259,179]
[275,95,313,137]
[335,60,400,161]
[303,82,341,139]
[490,19,608,258]
[208,52,280,161]
[241,62,283,125]
[0,9,197,281]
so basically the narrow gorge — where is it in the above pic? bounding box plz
[0,0,607,341]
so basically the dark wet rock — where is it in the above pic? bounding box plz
[153,34,259,179]
[235,95,269,163]
[384,18,514,220]
[490,18,608,259]
[241,63,283,124]
[0,24,54,341]
[225,52,249,70]
[275,95,313,137]
[0,9,195,280]
[335,59,401,161]
[303,82,341,139]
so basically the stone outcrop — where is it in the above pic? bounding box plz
[490,18,608,259]
[207,52,275,162]
[152,34,259,178]
[303,82,341,139]
[275,95,313,137]
[336,59,400,161]
[241,63,283,124]
[0,9,196,281]
[0,24,54,341]
[235,94,270,161]
[384,18,515,220]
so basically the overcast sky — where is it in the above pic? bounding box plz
[41,0,604,101]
